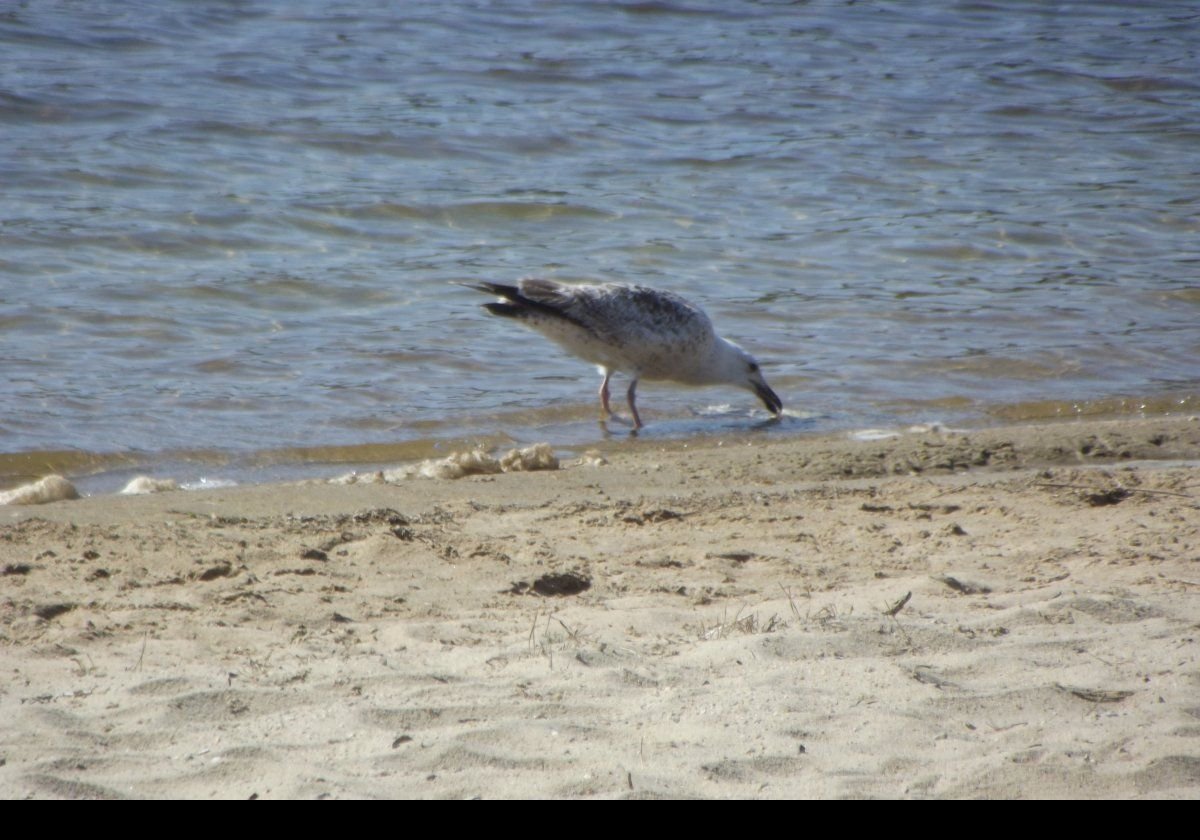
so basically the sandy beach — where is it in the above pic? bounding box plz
[2,415,1199,799]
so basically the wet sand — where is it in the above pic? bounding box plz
[2,416,1199,799]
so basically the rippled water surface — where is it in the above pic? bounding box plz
[3,1,1198,487]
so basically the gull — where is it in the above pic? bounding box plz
[464,278,783,429]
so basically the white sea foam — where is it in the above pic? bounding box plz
[120,476,181,495]
[331,443,560,484]
[0,475,79,506]
[180,477,238,491]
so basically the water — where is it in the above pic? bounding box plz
[3,1,1198,491]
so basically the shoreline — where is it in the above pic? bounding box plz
[3,415,1199,798]
[4,387,1198,495]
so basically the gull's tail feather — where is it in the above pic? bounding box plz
[460,281,521,299]
[482,301,525,319]
[462,280,589,331]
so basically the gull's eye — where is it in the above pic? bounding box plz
[748,362,759,373]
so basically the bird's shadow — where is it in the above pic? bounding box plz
[598,416,636,437]
[600,411,796,438]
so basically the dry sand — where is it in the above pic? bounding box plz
[2,416,1199,799]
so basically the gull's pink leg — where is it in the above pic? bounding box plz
[627,378,643,429]
[599,370,614,419]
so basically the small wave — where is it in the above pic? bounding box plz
[300,200,614,225]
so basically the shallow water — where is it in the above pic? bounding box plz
[3,1,1198,490]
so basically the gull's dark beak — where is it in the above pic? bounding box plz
[754,380,783,416]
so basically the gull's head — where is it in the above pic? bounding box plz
[716,339,783,417]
